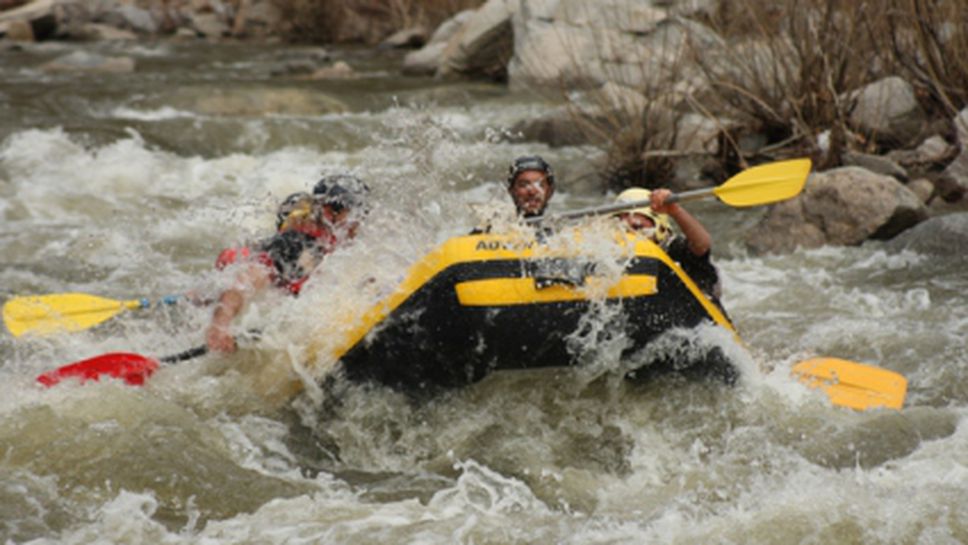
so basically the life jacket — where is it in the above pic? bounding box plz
[215,246,252,270]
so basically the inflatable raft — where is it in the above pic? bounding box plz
[322,230,738,393]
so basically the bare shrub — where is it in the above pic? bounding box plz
[271,0,483,44]
[533,16,713,190]
[880,0,968,119]
[695,0,890,169]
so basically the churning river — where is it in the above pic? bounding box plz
[1,41,966,544]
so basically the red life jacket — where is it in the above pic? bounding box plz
[214,227,337,296]
[215,246,252,270]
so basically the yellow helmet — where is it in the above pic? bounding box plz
[615,188,673,243]
[277,193,316,233]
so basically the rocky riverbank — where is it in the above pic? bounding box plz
[2,0,967,256]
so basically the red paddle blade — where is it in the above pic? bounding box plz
[36,352,160,387]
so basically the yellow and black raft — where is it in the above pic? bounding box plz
[320,229,738,394]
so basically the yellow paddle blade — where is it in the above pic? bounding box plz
[792,357,907,411]
[713,158,812,207]
[3,293,142,337]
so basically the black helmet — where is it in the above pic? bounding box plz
[275,191,313,230]
[312,174,369,213]
[507,155,555,187]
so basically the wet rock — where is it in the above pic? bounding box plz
[154,87,348,117]
[40,50,135,73]
[842,151,909,183]
[938,108,968,202]
[887,135,957,168]
[62,22,137,41]
[510,9,720,92]
[2,17,32,40]
[100,3,158,34]
[231,0,280,39]
[380,26,428,49]
[0,0,57,41]
[304,60,356,80]
[267,48,332,76]
[744,166,928,255]
[403,40,447,76]
[907,178,934,204]
[885,212,968,257]
[440,0,513,80]
[402,10,474,76]
[509,105,594,148]
[848,76,927,146]
[189,11,228,39]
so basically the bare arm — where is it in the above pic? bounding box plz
[650,189,712,256]
[205,264,272,353]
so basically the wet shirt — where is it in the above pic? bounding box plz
[216,230,327,296]
[663,236,720,299]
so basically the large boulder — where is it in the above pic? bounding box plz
[885,212,968,257]
[0,0,58,40]
[508,8,719,92]
[438,0,514,80]
[402,9,474,76]
[744,166,928,255]
[937,108,968,202]
[848,76,928,146]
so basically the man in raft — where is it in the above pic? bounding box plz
[471,155,557,234]
[205,174,369,353]
[614,187,722,302]
[506,155,556,218]
[213,190,318,271]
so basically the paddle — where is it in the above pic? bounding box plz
[35,345,207,387]
[527,158,812,223]
[3,292,182,338]
[34,328,265,387]
[792,357,907,411]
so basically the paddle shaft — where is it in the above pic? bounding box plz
[526,190,697,224]
[160,345,208,364]
[525,158,811,225]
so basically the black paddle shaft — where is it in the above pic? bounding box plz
[157,329,260,364]
[160,345,208,364]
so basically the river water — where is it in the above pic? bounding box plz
[1,41,966,544]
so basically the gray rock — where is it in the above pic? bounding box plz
[380,26,428,49]
[939,108,968,201]
[509,11,721,92]
[403,40,447,76]
[886,135,956,167]
[907,178,935,204]
[148,87,348,117]
[848,76,927,146]
[440,0,513,79]
[885,212,968,257]
[3,18,32,40]
[843,151,909,182]
[62,22,137,41]
[745,166,928,255]
[40,50,135,73]
[509,105,594,147]
[190,11,227,39]
[428,9,475,45]
[103,4,157,34]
